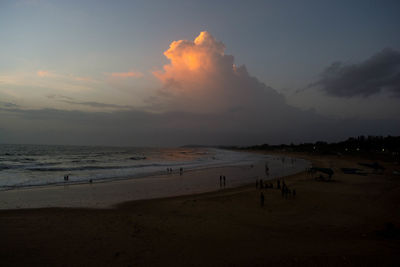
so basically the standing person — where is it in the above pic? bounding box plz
[223,176,226,187]
[260,192,265,207]
[265,162,269,176]
[220,176,222,188]
[277,179,281,189]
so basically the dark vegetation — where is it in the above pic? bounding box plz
[223,135,400,162]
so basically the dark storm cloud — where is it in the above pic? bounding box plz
[313,48,400,98]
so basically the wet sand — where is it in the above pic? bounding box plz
[1,152,399,266]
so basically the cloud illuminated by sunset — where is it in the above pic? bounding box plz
[110,71,143,78]
[37,70,50,77]
[154,31,226,84]
[153,31,284,113]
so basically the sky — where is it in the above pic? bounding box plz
[0,0,399,146]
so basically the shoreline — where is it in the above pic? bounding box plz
[0,157,310,210]
[0,154,309,210]
[0,147,269,192]
[0,160,269,192]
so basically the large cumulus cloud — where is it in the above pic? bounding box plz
[313,48,400,98]
[153,31,286,114]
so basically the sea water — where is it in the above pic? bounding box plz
[0,144,309,191]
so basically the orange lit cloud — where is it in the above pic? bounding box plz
[154,31,225,84]
[37,70,50,77]
[36,70,96,84]
[110,71,143,78]
[73,75,95,82]
[0,71,98,93]
[153,31,285,113]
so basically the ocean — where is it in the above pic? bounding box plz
[0,144,305,191]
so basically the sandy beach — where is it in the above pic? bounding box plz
[1,152,399,266]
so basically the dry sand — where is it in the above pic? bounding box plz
[1,152,400,266]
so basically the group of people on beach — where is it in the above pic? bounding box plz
[257,177,296,206]
[280,179,296,199]
[166,167,184,175]
[256,179,273,189]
